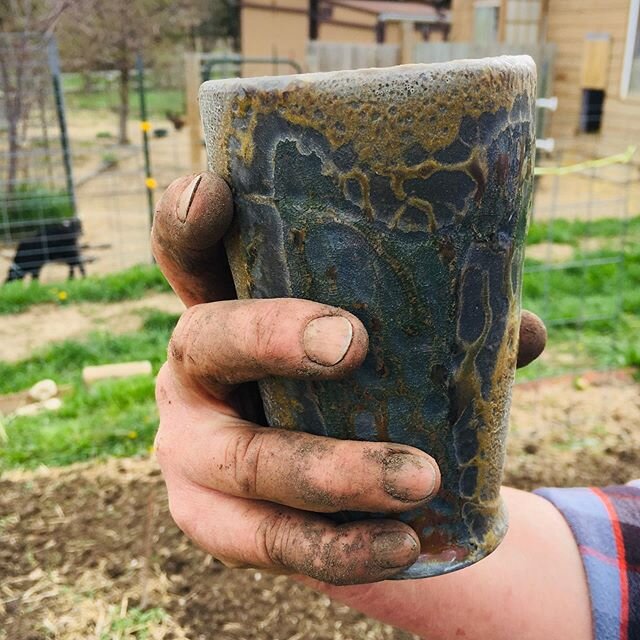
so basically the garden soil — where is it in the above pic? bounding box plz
[1,371,638,640]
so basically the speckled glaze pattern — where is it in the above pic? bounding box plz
[200,56,537,579]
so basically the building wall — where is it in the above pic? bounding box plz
[449,0,640,156]
[241,0,309,75]
[241,1,449,73]
[317,5,377,42]
[450,0,475,41]
[546,0,640,155]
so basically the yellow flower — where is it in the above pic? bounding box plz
[145,177,158,190]
[127,430,138,440]
[57,291,68,301]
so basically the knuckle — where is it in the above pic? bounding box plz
[167,496,197,539]
[154,363,173,407]
[153,422,173,468]
[250,304,285,364]
[224,429,266,495]
[168,306,200,368]
[255,511,296,568]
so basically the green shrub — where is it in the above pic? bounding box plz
[100,152,119,169]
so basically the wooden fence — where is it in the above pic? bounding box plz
[307,42,400,73]
[306,41,555,98]
[414,41,556,98]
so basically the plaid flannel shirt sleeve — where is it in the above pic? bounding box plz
[535,481,640,640]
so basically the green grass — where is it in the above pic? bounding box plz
[0,311,178,470]
[523,247,640,321]
[1,377,158,469]
[0,264,171,315]
[518,239,640,380]
[527,214,640,246]
[62,71,184,119]
[100,607,167,640]
[0,309,176,395]
[65,88,183,119]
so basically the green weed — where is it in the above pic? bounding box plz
[99,607,167,640]
[0,264,171,315]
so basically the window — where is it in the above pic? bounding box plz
[580,89,605,133]
[474,0,501,43]
[622,0,640,97]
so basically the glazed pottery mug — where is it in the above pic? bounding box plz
[200,56,536,579]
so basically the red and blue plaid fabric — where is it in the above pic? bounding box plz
[536,482,640,640]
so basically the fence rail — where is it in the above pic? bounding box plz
[413,41,554,67]
[307,42,400,72]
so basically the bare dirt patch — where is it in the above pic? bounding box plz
[506,370,640,489]
[0,457,418,640]
[1,372,638,639]
[524,242,575,263]
[0,293,184,362]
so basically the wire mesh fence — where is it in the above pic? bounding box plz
[519,142,638,381]
[0,33,75,242]
[1,37,637,387]
[61,56,196,276]
[0,33,196,282]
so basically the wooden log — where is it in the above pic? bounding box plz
[82,361,153,386]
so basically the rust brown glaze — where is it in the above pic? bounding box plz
[200,57,536,579]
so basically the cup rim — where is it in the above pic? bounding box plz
[199,54,537,96]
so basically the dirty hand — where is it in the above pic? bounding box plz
[151,173,547,587]
[152,173,442,585]
[150,174,594,639]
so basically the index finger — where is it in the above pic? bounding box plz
[151,172,236,307]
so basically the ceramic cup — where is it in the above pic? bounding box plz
[200,56,536,579]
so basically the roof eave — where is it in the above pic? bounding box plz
[378,12,450,24]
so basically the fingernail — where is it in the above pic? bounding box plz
[303,316,353,367]
[383,451,437,503]
[176,174,203,223]
[372,531,419,569]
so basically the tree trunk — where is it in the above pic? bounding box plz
[118,66,130,145]
[0,54,19,194]
[7,117,19,194]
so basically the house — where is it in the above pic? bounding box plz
[450,0,640,156]
[240,0,451,76]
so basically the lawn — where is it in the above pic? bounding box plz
[62,72,184,119]
[517,215,640,379]
[0,310,177,470]
[0,264,171,315]
[0,215,638,471]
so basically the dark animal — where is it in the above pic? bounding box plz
[5,218,86,283]
[165,110,186,131]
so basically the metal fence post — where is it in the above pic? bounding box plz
[136,53,155,241]
[47,36,77,216]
